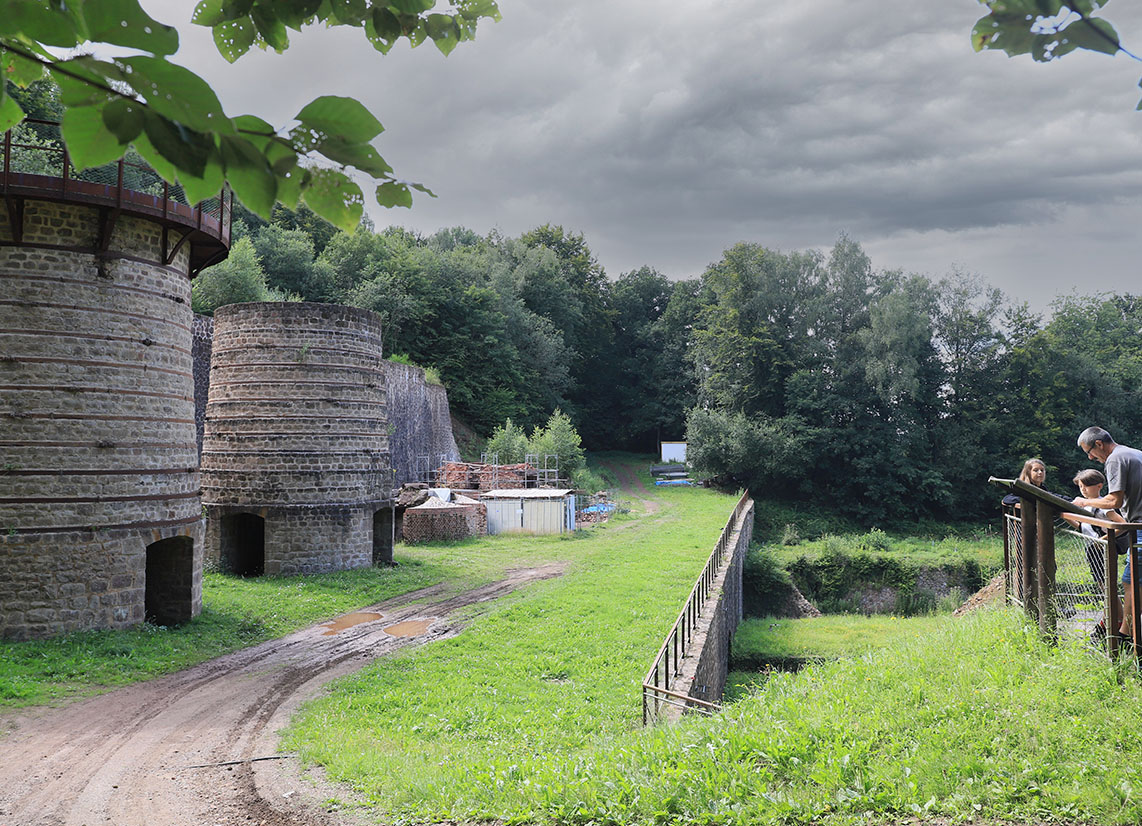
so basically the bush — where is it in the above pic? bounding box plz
[527,409,585,477]
[742,546,793,616]
[485,418,528,464]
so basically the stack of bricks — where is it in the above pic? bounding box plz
[402,498,474,543]
[437,461,477,489]
[453,494,487,536]
[473,463,535,490]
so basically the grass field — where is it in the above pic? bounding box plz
[282,480,737,817]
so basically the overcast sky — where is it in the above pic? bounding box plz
[167,1,1142,310]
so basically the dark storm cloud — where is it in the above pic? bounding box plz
[165,0,1142,301]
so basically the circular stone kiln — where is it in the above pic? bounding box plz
[200,302,394,575]
[0,163,230,639]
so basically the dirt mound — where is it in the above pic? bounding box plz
[953,572,1005,617]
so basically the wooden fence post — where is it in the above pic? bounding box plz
[1037,502,1057,642]
[1020,497,1038,621]
[1106,529,1120,659]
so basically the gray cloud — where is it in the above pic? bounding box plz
[159,0,1142,306]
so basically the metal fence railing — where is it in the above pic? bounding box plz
[642,490,752,724]
[2,118,231,250]
[1004,502,1142,658]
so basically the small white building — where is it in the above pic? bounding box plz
[481,489,576,535]
[660,441,687,464]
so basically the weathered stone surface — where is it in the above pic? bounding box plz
[200,302,393,574]
[0,199,205,640]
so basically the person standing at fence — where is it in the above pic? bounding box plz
[1063,468,1125,643]
[1001,458,1048,508]
[1074,427,1142,640]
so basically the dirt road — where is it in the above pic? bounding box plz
[0,564,565,826]
[599,459,660,514]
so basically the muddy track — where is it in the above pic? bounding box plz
[599,459,660,514]
[0,564,565,826]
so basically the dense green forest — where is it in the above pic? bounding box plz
[194,207,1142,526]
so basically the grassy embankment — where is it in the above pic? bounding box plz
[284,500,1142,826]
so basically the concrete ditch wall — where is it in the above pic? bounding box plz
[675,499,754,712]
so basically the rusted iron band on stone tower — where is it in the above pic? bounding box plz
[0,124,232,640]
[200,302,395,576]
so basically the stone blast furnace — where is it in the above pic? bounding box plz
[0,188,230,639]
[200,302,394,575]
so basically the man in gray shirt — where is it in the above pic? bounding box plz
[1075,426,1142,640]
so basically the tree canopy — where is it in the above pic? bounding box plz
[0,0,500,229]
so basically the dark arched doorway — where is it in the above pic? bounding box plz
[373,507,394,566]
[145,536,195,625]
[220,513,265,576]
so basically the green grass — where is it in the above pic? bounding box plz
[767,529,1003,571]
[726,614,953,701]
[281,482,738,817]
[313,606,1142,826]
[0,553,457,708]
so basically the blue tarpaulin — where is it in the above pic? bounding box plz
[654,479,693,486]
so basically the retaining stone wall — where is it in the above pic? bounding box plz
[0,199,204,639]
[379,360,460,486]
[674,500,754,714]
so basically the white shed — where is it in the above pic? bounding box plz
[660,441,687,463]
[481,489,576,535]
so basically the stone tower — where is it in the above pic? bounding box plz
[0,131,231,639]
[200,302,394,575]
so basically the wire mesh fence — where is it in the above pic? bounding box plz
[1005,507,1132,647]
[3,118,228,222]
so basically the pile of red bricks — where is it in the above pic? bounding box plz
[435,461,536,490]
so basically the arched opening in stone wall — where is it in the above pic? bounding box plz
[145,536,195,625]
[220,513,266,576]
[373,507,394,566]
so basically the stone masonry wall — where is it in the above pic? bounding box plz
[200,302,392,575]
[669,498,754,718]
[0,199,204,639]
[379,360,460,486]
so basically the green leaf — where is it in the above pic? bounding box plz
[407,19,429,47]
[176,146,225,206]
[250,4,289,51]
[0,89,25,132]
[375,180,413,208]
[1060,17,1121,56]
[102,98,145,143]
[130,129,179,188]
[329,0,368,25]
[366,7,401,52]
[232,114,277,149]
[192,0,226,27]
[426,14,459,55]
[212,15,257,62]
[222,0,256,17]
[274,0,324,29]
[458,0,501,22]
[142,111,214,179]
[50,58,120,107]
[118,56,233,135]
[389,0,435,13]
[220,134,277,216]
[272,152,304,208]
[62,104,126,170]
[303,167,364,230]
[1,48,47,86]
[0,1,82,47]
[295,95,383,143]
[84,0,179,56]
[314,137,393,176]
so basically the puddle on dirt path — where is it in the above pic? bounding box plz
[320,612,383,635]
[383,619,433,637]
